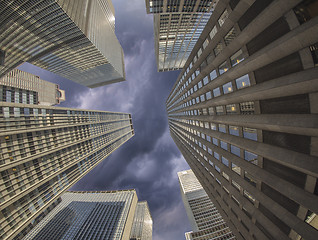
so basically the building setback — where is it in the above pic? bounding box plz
[130,201,153,240]
[0,102,134,240]
[23,191,139,240]
[167,0,318,239]
[178,169,236,240]
[0,69,65,106]
[145,0,218,72]
[0,0,125,88]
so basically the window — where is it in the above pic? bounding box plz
[232,163,241,175]
[223,82,233,94]
[244,171,257,187]
[203,76,209,85]
[222,157,229,167]
[210,70,217,81]
[212,138,219,146]
[224,27,236,45]
[214,42,223,56]
[236,74,250,89]
[232,180,241,191]
[218,9,229,26]
[218,124,226,133]
[219,61,229,74]
[214,152,220,160]
[231,49,244,66]
[226,104,237,114]
[240,101,254,114]
[213,87,221,97]
[231,145,240,156]
[209,25,217,39]
[244,150,258,165]
[220,141,228,150]
[216,106,224,115]
[206,91,212,100]
[244,190,256,203]
[208,107,215,115]
[243,128,257,141]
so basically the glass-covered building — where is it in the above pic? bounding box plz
[23,191,138,240]
[130,201,153,240]
[178,170,235,240]
[0,0,125,88]
[145,0,218,71]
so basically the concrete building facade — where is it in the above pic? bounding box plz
[130,201,153,240]
[145,0,219,71]
[0,103,134,239]
[167,0,318,239]
[0,0,125,88]
[23,190,138,240]
[0,69,65,106]
[178,169,235,240]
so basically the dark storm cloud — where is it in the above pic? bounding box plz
[20,0,192,239]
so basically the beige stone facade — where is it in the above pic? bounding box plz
[167,0,318,239]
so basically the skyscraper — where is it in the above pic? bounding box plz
[178,169,236,240]
[145,0,218,72]
[0,69,65,106]
[167,0,318,239]
[130,201,153,240]
[0,0,125,88]
[0,102,134,240]
[23,190,139,240]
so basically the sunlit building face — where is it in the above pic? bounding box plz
[0,0,125,88]
[0,102,134,239]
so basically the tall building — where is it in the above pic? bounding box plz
[0,69,65,106]
[0,102,134,240]
[23,190,139,240]
[0,0,125,88]
[167,0,318,239]
[178,169,236,240]
[130,201,153,240]
[145,0,218,72]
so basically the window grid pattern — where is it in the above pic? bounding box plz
[0,0,125,88]
[129,201,153,240]
[1,69,64,106]
[0,103,134,240]
[166,1,318,240]
[23,191,137,240]
[178,170,235,240]
[148,1,219,71]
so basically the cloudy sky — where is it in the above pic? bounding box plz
[19,0,192,239]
